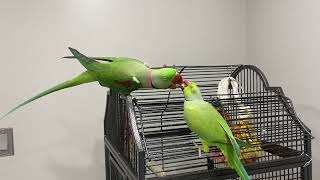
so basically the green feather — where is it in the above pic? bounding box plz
[67,47,101,72]
[217,143,250,180]
[236,138,254,148]
[63,55,147,66]
[0,71,96,120]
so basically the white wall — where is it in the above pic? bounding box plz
[247,0,320,177]
[0,1,247,179]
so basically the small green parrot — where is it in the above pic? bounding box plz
[0,47,183,120]
[182,80,250,180]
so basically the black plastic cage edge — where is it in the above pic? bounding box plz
[104,64,313,180]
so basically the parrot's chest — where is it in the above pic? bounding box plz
[184,101,228,144]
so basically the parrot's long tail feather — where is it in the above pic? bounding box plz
[230,151,250,180]
[0,71,96,120]
[218,143,250,180]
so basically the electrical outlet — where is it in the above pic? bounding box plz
[0,128,14,157]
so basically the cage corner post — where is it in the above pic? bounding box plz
[302,132,312,180]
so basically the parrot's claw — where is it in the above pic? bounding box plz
[198,147,202,158]
[192,140,198,147]
[120,94,128,100]
[192,140,203,158]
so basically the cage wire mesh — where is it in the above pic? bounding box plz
[104,65,313,180]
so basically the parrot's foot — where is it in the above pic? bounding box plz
[120,94,128,100]
[198,147,202,158]
[192,140,203,158]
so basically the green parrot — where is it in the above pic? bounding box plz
[182,80,250,180]
[0,47,183,120]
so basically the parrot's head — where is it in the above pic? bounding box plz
[181,80,203,100]
[151,68,183,89]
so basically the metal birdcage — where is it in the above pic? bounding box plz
[104,65,313,180]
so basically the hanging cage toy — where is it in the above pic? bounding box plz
[104,65,313,180]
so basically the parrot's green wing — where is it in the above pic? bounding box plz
[63,56,113,62]
[216,143,250,180]
[235,138,254,148]
[67,47,104,72]
[211,105,241,155]
[63,55,149,67]
[91,57,145,64]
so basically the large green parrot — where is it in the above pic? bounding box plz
[182,80,250,180]
[0,47,183,120]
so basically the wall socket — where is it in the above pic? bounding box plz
[0,128,14,157]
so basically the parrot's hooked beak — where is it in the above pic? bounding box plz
[181,80,192,89]
[171,72,183,89]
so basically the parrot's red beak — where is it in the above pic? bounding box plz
[171,72,183,89]
[181,80,192,89]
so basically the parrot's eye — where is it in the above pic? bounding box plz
[162,76,168,81]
